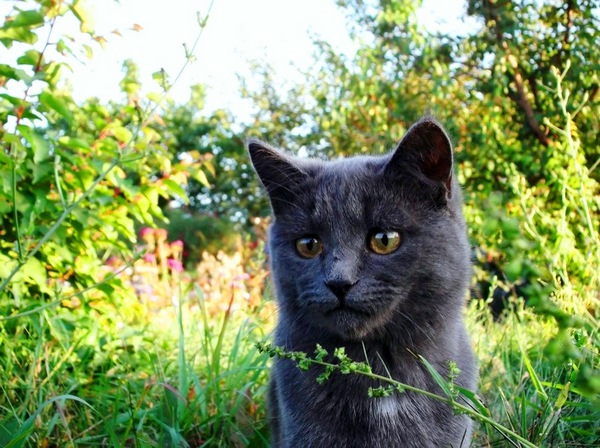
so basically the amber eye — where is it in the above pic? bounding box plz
[295,237,323,259]
[369,230,401,255]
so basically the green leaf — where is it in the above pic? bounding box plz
[22,257,48,289]
[456,387,491,418]
[192,169,211,188]
[39,91,73,124]
[82,44,94,59]
[18,125,50,162]
[0,10,44,48]
[29,160,52,184]
[418,355,453,398]
[57,136,91,151]
[4,395,94,448]
[0,65,32,83]
[0,93,27,106]
[4,10,44,29]
[16,50,41,66]
[520,344,549,402]
[162,178,188,202]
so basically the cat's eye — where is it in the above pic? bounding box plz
[295,236,323,259]
[369,230,401,255]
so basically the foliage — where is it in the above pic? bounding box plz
[0,1,200,312]
[1,0,599,446]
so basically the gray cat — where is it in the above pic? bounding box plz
[248,118,478,447]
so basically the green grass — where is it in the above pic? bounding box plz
[1,277,598,447]
[468,299,599,446]
[0,282,273,447]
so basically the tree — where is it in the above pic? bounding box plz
[0,2,198,317]
[243,0,600,407]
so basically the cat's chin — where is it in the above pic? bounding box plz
[318,307,382,340]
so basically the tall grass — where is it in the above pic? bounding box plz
[0,251,273,447]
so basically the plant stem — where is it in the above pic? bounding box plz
[265,346,539,448]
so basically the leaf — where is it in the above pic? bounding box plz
[18,125,50,162]
[4,395,94,448]
[0,415,20,446]
[0,10,43,48]
[70,1,95,34]
[22,258,48,290]
[39,91,73,124]
[162,178,189,202]
[4,10,44,28]
[554,382,569,409]
[456,386,491,417]
[82,44,93,59]
[16,50,41,66]
[520,342,548,402]
[57,136,90,151]
[0,65,32,83]
[418,355,453,398]
[192,169,211,188]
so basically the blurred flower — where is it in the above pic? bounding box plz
[143,253,157,264]
[167,258,184,273]
[170,240,184,258]
[155,228,168,242]
[105,256,121,267]
[170,240,184,249]
[140,227,154,240]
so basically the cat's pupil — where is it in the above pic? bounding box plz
[380,233,389,246]
[295,236,323,258]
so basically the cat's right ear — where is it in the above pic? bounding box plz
[384,118,454,203]
[247,139,308,214]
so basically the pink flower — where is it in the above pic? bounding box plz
[143,253,156,263]
[155,228,168,242]
[140,227,154,238]
[170,240,184,249]
[167,258,184,273]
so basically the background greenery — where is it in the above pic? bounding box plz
[0,0,598,446]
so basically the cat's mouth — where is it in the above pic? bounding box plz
[318,303,379,339]
[324,303,371,318]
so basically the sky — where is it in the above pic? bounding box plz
[3,0,478,120]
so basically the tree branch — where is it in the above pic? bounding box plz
[503,42,549,146]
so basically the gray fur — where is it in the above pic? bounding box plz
[248,118,478,447]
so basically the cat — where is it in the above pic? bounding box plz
[248,117,478,447]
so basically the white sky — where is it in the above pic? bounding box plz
[2,0,477,120]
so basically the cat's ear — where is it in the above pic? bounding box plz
[385,117,454,198]
[247,139,308,214]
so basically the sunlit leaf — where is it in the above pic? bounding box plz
[70,0,95,33]
[4,10,44,28]
[39,91,73,124]
[192,169,211,188]
[0,10,44,48]
[18,125,50,162]
[162,179,188,203]
[16,50,41,66]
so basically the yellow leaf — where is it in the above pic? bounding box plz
[71,0,95,34]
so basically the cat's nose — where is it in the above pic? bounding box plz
[325,279,357,302]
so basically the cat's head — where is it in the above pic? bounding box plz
[248,118,470,342]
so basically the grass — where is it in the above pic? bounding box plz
[0,269,274,447]
[469,298,599,446]
[1,256,598,447]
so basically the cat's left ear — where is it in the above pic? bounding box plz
[385,117,454,198]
